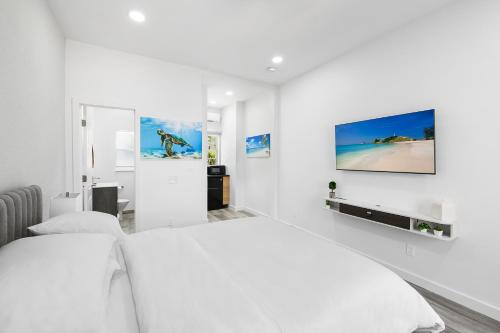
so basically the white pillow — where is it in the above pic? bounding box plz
[29,211,126,239]
[0,233,121,333]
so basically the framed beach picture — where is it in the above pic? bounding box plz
[335,109,435,174]
[246,133,271,158]
[140,117,202,159]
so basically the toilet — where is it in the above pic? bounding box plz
[117,198,130,220]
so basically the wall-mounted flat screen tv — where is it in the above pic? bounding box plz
[335,109,435,174]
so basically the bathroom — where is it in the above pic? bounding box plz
[83,105,136,233]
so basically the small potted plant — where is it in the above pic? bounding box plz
[433,225,443,237]
[417,223,431,233]
[329,181,337,199]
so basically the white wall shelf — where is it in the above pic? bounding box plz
[324,197,457,241]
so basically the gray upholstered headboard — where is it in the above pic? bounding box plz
[0,185,43,247]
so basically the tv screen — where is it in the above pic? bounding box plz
[335,109,435,174]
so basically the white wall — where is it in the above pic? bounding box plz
[207,107,222,133]
[243,92,275,216]
[220,103,245,209]
[86,106,135,210]
[278,0,500,319]
[0,0,65,218]
[66,41,207,229]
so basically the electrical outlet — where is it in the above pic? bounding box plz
[405,243,416,257]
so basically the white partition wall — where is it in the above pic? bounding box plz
[243,91,276,217]
[277,0,500,320]
[65,41,207,230]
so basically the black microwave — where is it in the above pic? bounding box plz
[208,165,226,176]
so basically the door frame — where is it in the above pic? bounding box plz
[207,133,221,165]
[69,98,137,213]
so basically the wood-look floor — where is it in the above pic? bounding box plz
[119,208,254,233]
[119,211,136,234]
[208,207,255,222]
[411,283,500,333]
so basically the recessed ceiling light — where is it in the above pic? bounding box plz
[129,10,146,23]
[209,100,217,105]
[225,91,233,96]
[272,56,283,64]
[267,66,277,72]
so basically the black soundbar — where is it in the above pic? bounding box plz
[339,203,411,230]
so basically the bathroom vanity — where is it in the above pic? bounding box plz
[92,183,118,216]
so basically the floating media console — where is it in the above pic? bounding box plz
[324,197,457,241]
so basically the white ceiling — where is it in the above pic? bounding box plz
[204,72,272,109]
[48,0,455,85]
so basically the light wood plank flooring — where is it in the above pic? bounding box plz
[120,211,136,234]
[208,208,255,222]
[119,208,255,233]
[411,283,500,333]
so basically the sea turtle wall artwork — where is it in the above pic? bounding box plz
[140,117,202,159]
[246,133,271,158]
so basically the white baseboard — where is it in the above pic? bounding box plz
[382,260,500,321]
[229,204,243,211]
[275,218,500,322]
[243,206,270,218]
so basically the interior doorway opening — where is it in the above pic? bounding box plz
[204,75,277,222]
[80,105,136,233]
[208,134,220,166]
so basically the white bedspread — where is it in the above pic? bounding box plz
[121,217,444,333]
[0,234,121,333]
[105,272,140,333]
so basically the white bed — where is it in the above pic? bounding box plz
[105,272,140,333]
[0,189,444,333]
[118,217,444,333]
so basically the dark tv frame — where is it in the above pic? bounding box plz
[335,109,436,175]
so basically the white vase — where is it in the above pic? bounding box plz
[329,191,336,199]
[419,228,428,233]
[433,230,443,237]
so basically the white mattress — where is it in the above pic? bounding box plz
[120,217,444,333]
[104,271,139,333]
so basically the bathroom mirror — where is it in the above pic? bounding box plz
[116,131,135,171]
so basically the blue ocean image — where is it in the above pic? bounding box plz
[140,117,202,159]
[246,134,270,158]
[335,110,435,173]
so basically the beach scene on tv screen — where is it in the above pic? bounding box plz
[335,110,435,174]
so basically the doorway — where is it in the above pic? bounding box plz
[80,105,136,233]
[208,134,220,166]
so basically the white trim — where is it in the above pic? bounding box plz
[229,204,245,212]
[207,133,221,165]
[244,206,270,218]
[271,87,280,220]
[67,99,139,219]
[274,218,500,322]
